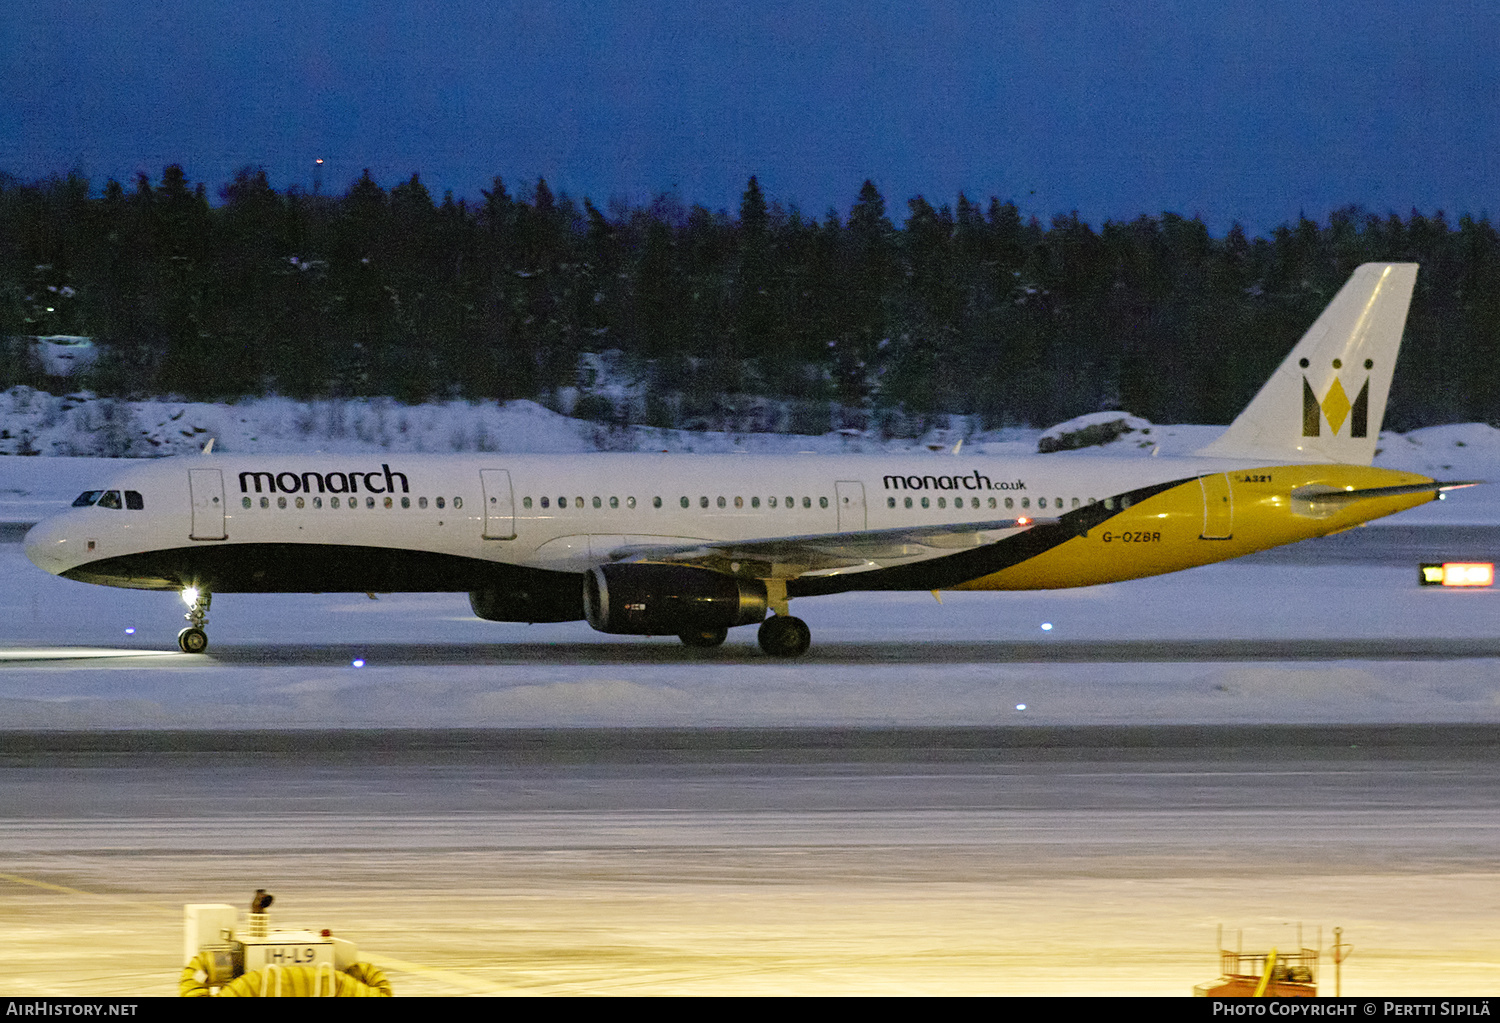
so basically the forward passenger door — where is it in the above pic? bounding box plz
[189,469,226,541]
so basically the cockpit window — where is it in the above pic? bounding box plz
[72,490,103,507]
[96,491,123,510]
[125,490,144,510]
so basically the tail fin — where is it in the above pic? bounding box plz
[1195,263,1418,465]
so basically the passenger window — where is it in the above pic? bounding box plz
[296,497,305,509]
[523,497,532,509]
[921,497,930,509]
[314,497,323,509]
[785,496,794,508]
[401,497,410,509]
[1021,498,1030,509]
[97,491,123,510]
[278,497,287,509]
[887,497,896,508]
[752,497,760,508]
[331,497,341,509]
[609,496,618,509]
[1072,498,1080,508]
[802,497,811,509]
[72,491,103,507]
[717,496,726,509]
[454,497,463,509]
[626,497,635,509]
[988,497,996,509]
[680,497,689,508]
[436,497,446,510]
[125,491,144,510]
[593,496,602,509]
[938,497,947,509]
[260,497,270,509]
[819,496,828,509]
[700,496,709,509]
[384,497,393,509]
[558,497,566,508]
[734,496,743,509]
[365,496,375,509]
[904,497,912,509]
[769,497,777,508]
[420,496,429,509]
[1005,497,1014,509]
[242,496,252,509]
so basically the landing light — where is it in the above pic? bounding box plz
[351,659,365,668]
[1015,704,1027,711]
[180,586,198,607]
[1040,622,1053,632]
[1420,562,1494,587]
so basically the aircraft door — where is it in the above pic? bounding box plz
[189,469,227,541]
[836,480,867,531]
[1199,473,1233,540]
[481,469,516,540]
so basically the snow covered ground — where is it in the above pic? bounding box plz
[4,539,1500,728]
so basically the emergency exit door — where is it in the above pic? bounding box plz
[481,469,516,539]
[836,480,867,531]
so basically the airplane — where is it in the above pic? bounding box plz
[22,262,1473,657]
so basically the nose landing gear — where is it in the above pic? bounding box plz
[178,587,211,654]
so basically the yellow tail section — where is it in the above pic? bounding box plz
[954,466,1436,591]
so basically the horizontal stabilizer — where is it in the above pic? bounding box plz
[1290,480,1481,508]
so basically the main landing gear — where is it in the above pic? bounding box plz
[757,615,811,658]
[178,587,211,654]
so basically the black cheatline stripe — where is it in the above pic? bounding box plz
[788,477,1197,597]
[63,543,581,598]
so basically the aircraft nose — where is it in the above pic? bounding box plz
[23,518,68,575]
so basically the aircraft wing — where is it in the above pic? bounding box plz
[601,516,1062,577]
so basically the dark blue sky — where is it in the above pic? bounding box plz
[4,1,1496,233]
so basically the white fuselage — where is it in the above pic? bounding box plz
[24,451,1231,587]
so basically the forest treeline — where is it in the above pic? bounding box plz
[3,165,1498,433]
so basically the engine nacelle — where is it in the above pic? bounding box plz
[584,564,767,635]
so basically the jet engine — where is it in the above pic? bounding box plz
[584,564,767,635]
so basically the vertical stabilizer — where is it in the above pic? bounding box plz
[1195,263,1418,465]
